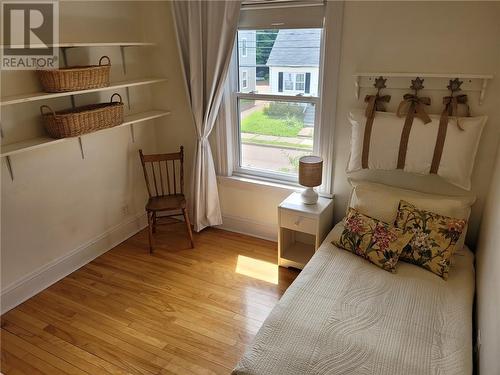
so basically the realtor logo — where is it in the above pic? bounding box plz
[1,1,59,70]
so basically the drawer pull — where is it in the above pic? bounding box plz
[294,217,302,226]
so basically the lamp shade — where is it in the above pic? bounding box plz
[298,156,323,187]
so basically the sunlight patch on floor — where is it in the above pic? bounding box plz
[235,255,279,284]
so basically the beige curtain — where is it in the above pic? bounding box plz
[171,0,241,232]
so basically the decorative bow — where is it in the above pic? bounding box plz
[364,94,391,118]
[442,94,469,131]
[396,93,432,124]
[361,76,391,169]
[395,77,431,169]
[430,79,470,174]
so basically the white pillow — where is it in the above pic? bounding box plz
[348,180,475,251]
[347,110,487,190]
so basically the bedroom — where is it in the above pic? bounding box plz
[0,1,499,374]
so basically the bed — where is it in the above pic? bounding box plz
[232,223,475,375]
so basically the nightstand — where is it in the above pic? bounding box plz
[278,192,334,269]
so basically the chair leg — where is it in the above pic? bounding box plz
[147,211,154,253]
[182,208,195,248]
[152,212,157,233]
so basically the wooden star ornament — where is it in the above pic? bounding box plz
[373,76,387,93]
[410,77,425,93]
[447,78,463,94]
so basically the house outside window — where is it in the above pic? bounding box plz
[234,28,322,181]
[238,31,256,93]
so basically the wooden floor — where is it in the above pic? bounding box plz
[1,223,299,375]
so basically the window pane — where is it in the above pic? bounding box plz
[237,29,321,96]
[239,99,314,175]
[284,73,293,90]
[242,70,248,88]
[241,38,247,57]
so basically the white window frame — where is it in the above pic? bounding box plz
[232,30,324,184]
[241,70,248,89]
[295,73,305,91]
[284,72,294,91]
[282,72,306,93]
[241,38,247,57]
[214,2,343,195]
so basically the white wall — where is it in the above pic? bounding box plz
[216,1,500,246]
[0,1,178,310]
[217,177,295,240]
[475,148,500,375]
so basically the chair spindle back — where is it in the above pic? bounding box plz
[139,147,184,198]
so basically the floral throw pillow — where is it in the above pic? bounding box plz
[333,208,414,273]
[395,200,467,279]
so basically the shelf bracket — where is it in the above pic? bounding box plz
[125,87,131,110]
[5,156,14,181]
[78,137,85,159]
[354,75,360,100]
[61,47,69,68]
[130,123,135,143]
[479,79,488,105]
[120,46,127,75]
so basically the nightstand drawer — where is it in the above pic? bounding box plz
[281,210,317,235]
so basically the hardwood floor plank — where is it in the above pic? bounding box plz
[18,302,173,375]
[91,254,279,322]
[1,330,79,375]
[1,226,299,374]
[2,311,118,375]
[34,288,241,366]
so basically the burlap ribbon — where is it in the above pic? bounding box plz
[430,95,469,173]
[396,94,431,169]
[361,94,391,168]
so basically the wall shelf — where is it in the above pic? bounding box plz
[1,110,170,158]
[1,78,167,106]
[353,72,494,105]
[1,40,166,181]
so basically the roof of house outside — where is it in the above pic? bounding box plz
[266,29,321,67]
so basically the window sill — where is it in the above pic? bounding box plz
[217,174,300,193]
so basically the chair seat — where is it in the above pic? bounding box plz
[146,194,186,211]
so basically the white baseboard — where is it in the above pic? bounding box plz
[218,214,278,242]
[1,213,148,314]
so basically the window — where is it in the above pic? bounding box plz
[241,38,247,57]
[280,72,307,93]
[242,70,248,89]
[284,73,294,91]
[234,28,322,181]
[295,73,305,91]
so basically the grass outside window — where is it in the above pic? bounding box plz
[241,110,304,137]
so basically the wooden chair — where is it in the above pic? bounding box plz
[139,146,194,252]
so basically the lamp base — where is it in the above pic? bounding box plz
[301,187,318,205]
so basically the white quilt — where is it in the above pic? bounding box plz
[233,225,475,375]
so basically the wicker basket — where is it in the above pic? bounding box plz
[36,56,111,93]
[40,93,124,138]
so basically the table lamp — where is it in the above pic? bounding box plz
[298,155,323,205]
